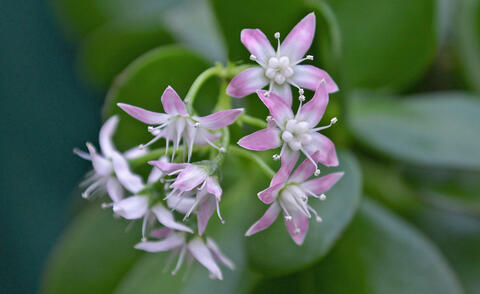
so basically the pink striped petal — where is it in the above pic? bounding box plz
[206,177,222,200]
[150,227,172,239]
[188,238,223,280]
[291,65,338,93]
[111,152,145,193]
[148,160,187,174]
[284,210,309,245]
[206,238,235,270]
[237,128,281,151]
[171,165,208,191]
[106,178,123,202]
[301,172,344,195]
[117,103,169,125]
[297,82,329,128]
[257,90,294,126]
[86,143,112,176]
[281,13,316,61]
[134,233,185,252]
[241,29,275,63]
[271,83,293,107]
[194,128,221,145]
[194,108,243,130]
[245,202,280,236]
[289,155,318,183]
[113,195,148,219]
[227,67,268,98]
[152,204,193,233]
[197,196,216,235]
[308,133,339,167]
[258,183,283,204]
[161,86,188,116]
[277,147,299,183]
[99,115,119,157]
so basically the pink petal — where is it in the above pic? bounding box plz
[135,233,185,252]
[281,13,316,61]
[289,156,317,183]
[227,67,268,98]
[291,65,338,93]
[148,160,187,174]
[194,108,243,130]
[113,195,148,219]
[147,165,163,184]
[166,194,196,214]
[297,82,328,127]
[86,143,112,176]
[117,103,169,125]
[151,204,193,233]
[258,183,283,204]
[237,128,281,151]
[106,178,123,202]
[307,133,339,167]
[240,29,275,64]
[271,83,293,108]
[206,238,235,270]
[123,147,147,159]
[161,86,188,116]
[206,177,222,200]
[111,152,145,193]
[188,238,223,280]
[171,165,208,191]
[99,115,119,157]
[301,172,344,195]
[245,202,280,236]
[277,147,299,184]
[284,210,309,245]
[150,227,172,239]
[197,196,216,235]
[257,90,294,126]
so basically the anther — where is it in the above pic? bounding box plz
[298,88,304,95]
[306,55,314,60]
[219,147,226,153]
[314,169,321,176]
[221,220,226,224]
[299,95,305,102]
[81,192,89,199]
[331,117,338,124]
[316,216,323,223]
[294,228,301,235]
[285,215,292,221]
[273,154,280,160]
[101,203,113,209]
[193,122,200,128]
[264,91,270,97]
[250,54,257,61]
[274,32,280,39]
[320,194,326,200]
[147,126,154,132]
[266,116,273,122]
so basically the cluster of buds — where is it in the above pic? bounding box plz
[75,12,342,280]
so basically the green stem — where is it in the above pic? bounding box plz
[238,114,268,129]
[185,65,223,113]
[229,146,275,178]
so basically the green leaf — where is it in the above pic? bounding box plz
[349,91,480,170]
[104,46,220,151]
[246,151,362,276]
[78,21,174,87]
[251,200,464,294]
[412,206,480,294]
[113,170,260,294]
[320,0,437,91]
[41,205,142,294]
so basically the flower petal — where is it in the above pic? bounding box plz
[258,183,283,204]
[227,67,268,98]
[150,227,172,239]
[148,160,187,174]
[123,146,147,159]
[86,143,112,176]
[291,65,338,93]
[281,12,316,61]
[197,196,216,235]
[113,195,148,219]
[171,165,208,191]
[257,90,294,126]
[284,210,309,245]
[271,83,293,107]
[240,29,275,64]
[289,155,317,183]
[301,172,344,195]
[117,103,169,125]
[147,165,163,184]
[245,202,281,236]
[152,204,193,233]
[194,108,243,130]
[99,115,119,157]
[161,86,188,116]
[106,178,123,202]
[194,128,221,145]
[206,177,222,200]
[307,133,339,167]
[111,152,145,193]
[237,128,281,151]
[188,237,223,280]
[296,81,329,127]
[135,233,185,252]
[166,194,196,214]
[206,238,235,270]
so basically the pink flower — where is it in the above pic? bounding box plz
[226,13,338,105]
[245,154,343,245]
[74,115,146,201]
[238,81,339,174]
[117,86,243,161]
[135,228,234,280]
[149,160,225,234]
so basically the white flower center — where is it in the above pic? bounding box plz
[264,56,294,85]
[281,119,311,151]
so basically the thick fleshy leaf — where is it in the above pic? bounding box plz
[104,46,219,151]
[349,91,480,170]
[247,151,362,276]
[226,67,268,98]
[251,200,464,294]
[281,12,316,61]
[237,128,281,151]
[41,205,142,294]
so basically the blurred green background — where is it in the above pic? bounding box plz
[1,0,480,293]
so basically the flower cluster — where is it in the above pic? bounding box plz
[75,12,342,280]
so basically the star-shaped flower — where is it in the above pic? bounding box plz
[226,12,338,105]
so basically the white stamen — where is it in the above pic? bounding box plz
[216,201,226,224]
[250,54,257,61]
[299,95,305,102]
[331,117,338,124]
[272,154,280,160]
[184,99,190,104]
[284,215,292,221]
[312,117,339,132]
[307,205,323,223]
[306,55,313,60]
[320,194,326,200]
[141,212,150,241]
[172,246,187,276]
[298,88,304,95]
[294,228,301,235]
[274,32,280,39]
[101,202,113,209]
[314,169,321,176]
